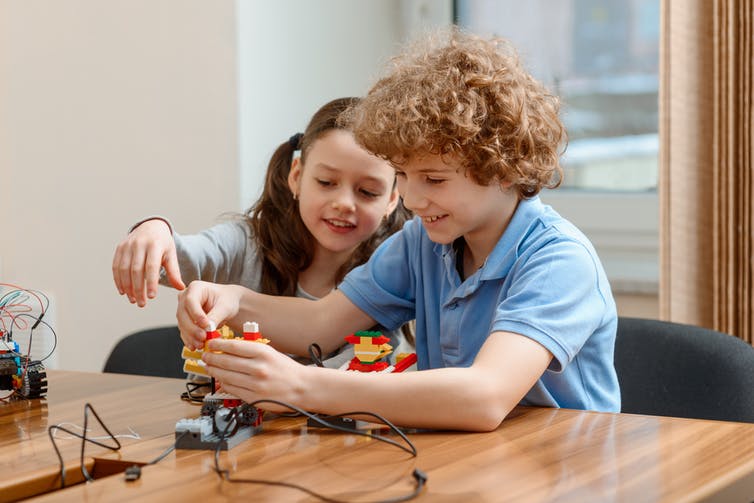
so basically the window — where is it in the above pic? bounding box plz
[455,0,660,292]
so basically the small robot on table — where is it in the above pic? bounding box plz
[0,334,47,400]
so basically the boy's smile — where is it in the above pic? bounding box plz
[422,214,448,224]
[396,155,519,271]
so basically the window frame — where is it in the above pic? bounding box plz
[446,0,660,294]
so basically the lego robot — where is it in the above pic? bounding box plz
[0,337,47,399]
[341,330,417,373]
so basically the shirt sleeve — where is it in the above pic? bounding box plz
[491,238,610,372]
[338,219,419,331]
[163,220,252,286]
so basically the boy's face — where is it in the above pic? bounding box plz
[395,155,518,263]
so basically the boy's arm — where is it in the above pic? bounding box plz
[203,329,552,431]
[304,330,553,430]
[177,281,376,355]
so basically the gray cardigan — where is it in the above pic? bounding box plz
[135,217,410,368]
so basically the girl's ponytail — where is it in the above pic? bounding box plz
[246,137,314,296]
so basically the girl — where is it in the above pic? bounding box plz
[113,97,412,367]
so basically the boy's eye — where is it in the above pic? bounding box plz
[394,170,406,178]
[426,177,445,184]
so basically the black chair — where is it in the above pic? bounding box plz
[103,325,186,379]
[614,317,754,423]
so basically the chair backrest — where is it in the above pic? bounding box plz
[614,317,754,423]
[103,325,186,379]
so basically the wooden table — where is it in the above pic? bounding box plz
[3,371,754,502]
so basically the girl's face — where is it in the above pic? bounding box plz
[288,129,399,257]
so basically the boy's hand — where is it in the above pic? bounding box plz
[176,281,243,350]
[202,338,309,411]
[112,219,185,307]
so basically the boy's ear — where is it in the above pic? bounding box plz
[288,158,302,197]
[385,186,401,216]
[500,178,514,190]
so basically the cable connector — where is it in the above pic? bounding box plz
[31,312,45,330]
[124,465,141,482]
[412,468,427,485]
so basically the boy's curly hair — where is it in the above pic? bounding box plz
[344,29,566,199]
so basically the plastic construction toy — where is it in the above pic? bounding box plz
[175,390,262,450]
[176,321,267,450]
[307,330,417,431]
[181,321,269,377]
[340,330,417,374]
[0,332,47,400]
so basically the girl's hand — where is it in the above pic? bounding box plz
[112,219,185,307]
[202,338,309,412]
[176,281,243,350]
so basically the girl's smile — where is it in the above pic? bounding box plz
[289,129,399,258]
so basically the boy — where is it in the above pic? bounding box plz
[175,30,620,431]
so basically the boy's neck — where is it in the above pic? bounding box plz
[460,198,520,277]
[454,239,486,281]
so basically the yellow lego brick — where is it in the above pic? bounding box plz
[183,359,208,376]
[182,346,203,360]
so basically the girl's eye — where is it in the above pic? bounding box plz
[359,189,381,199]
[316,179,333,187]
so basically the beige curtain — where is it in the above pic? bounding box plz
[661,0,754,343]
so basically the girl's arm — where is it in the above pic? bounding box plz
[113,218,250,307]
[170,220,251,285]
[202,329,552,431]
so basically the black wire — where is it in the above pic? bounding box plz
[34,318,57,362]
[181,381,211,403]
[8,312,58,363]
[27,288,51,315]
[217,471,425,503]
[146,431,187,465]
[211,400,424,502]
[47,403,184,488]
[263,400,415,455]
[47,403,122,488]
[308,343,325,367]
[79,403,122,482]
[303,411,416,456]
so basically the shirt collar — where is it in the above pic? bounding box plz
[433,196,547,283]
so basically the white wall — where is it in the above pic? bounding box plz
[237,0,447,205]
[1,0,654,370]
[0,0,452,371]
[0,1,239,370]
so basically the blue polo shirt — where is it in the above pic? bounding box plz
[339,196,620,412]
